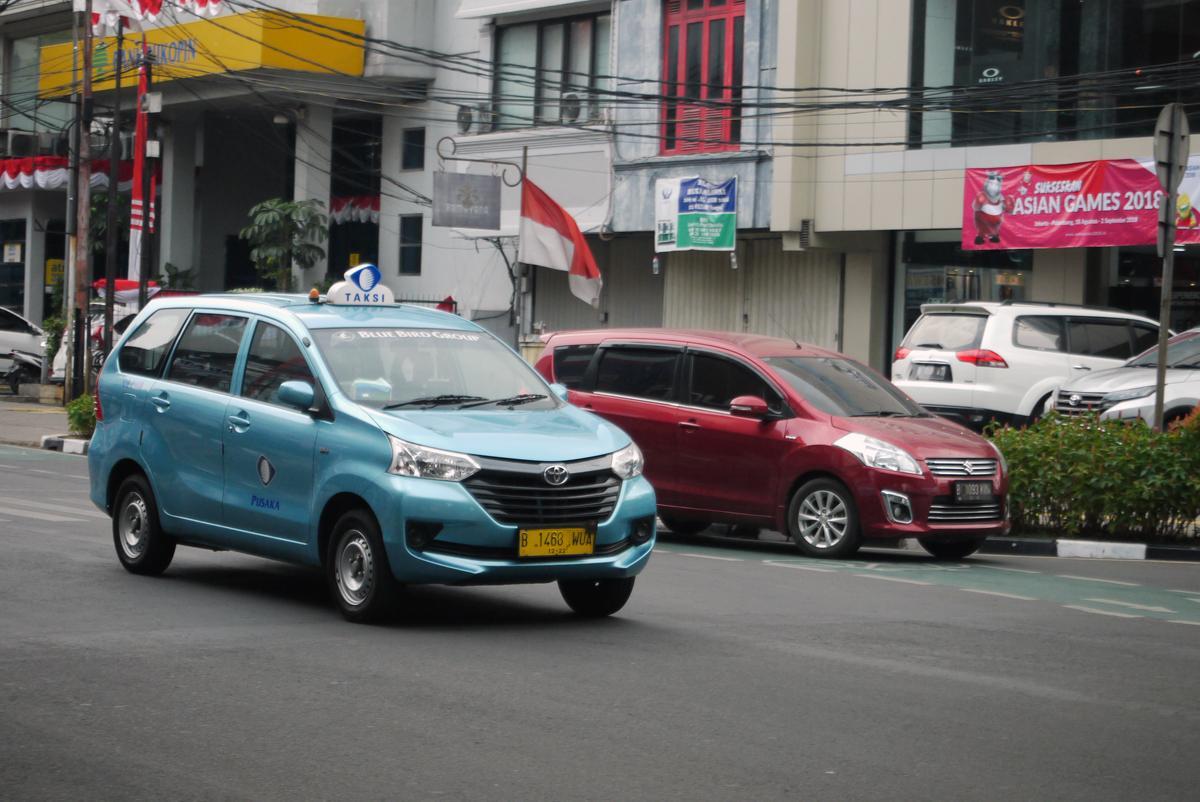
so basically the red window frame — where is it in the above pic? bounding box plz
[661,0,745,155]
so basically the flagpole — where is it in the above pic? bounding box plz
[102,15,124,357]
[137,45,152,310]
[513,145,528,349]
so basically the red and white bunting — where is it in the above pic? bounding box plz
[330,196,381,225]
[84,0,223,33]
[0,156,157,193]
[518,180,603,307]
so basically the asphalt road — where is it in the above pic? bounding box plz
[3,444,1200,801]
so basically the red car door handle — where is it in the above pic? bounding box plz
[678,420,701,430]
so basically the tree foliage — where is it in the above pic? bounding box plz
[238,198,328,292]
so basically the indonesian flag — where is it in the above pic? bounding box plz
[128,47,155,282]
[518,180,602,307]
[84,0,223,33]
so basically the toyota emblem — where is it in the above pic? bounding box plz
[543,464,570,486]
[1069,394,1081,407]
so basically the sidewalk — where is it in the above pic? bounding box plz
[0,400,70,448]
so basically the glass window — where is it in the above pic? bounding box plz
[1013,316,1065,352]
[1129,331,1200,367]
[687,353,780,411]
[400,215,422,276]
[311,328,556,410]
[0,308,26,332]
[1067,319,1132,359]
[661,0,745,154]
[242,322,316,405]
[1131,323,1159,357]
[553,344,597,389]
[901,314,986,351]
[494,13,611,129]
[594,347,678,401]
[117,308,189,378]
[401,127,425,171]
[765,357,926,418]
[166,314,247,393]
[10,32,73,133]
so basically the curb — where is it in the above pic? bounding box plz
[39,434,89,456]
[979,536,1200,562]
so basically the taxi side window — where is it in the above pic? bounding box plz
[117,308,190,377]
[166,313,247,393]
[242,322,316,405]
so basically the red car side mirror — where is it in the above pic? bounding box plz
[729,395,770,418]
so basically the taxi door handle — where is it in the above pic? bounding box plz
[150,394,170,412]
[227,412,251,432]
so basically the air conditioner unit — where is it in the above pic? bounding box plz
[475,105,495,132]
[7,130,37,157]
[456,105,474,135]
[560,93,582,124]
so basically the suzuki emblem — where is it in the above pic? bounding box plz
[543,464,570,486]
[964,462,975,475]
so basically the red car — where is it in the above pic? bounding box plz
[535,330,1009,559]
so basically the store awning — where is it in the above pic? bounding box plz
[456,0,604,19]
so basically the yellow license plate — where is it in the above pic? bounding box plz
[518,526,595,558]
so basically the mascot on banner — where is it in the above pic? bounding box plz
[972,171,1011,245]
[1177,194,1199,229]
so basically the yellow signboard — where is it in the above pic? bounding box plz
[38,10,365,97]
[45,258,65,287]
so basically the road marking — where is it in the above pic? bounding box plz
[675,552,743,562]
[0,507,87,523]
[1165,589,1200,596]
[1168,620,1200,626]
[1063,605,1141,619]
[852,573,932,586]
[985,566,1040,574]
[1084,598,1174,613]
[1056,574,1139,587]
[960,588,1036,601]
[764,561,836,573]
[0,496,108,520]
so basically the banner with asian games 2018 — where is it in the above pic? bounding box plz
[962,156,1200,250]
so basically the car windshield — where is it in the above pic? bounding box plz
[1127,331,1200,369]
[764,356,927,417]
[900,313,986,352]
[312,328,557,410]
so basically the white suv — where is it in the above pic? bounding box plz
[891,301,1161,429]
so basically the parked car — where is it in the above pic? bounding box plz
[1053,328,1200,427]
[892,301,1162,429]
[535,329,1009,560]
[89,267,656,622]
[48,306,137,384]
[0,306,43,377]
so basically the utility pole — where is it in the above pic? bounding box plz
[62,7,81,397]
[1152,103,1190,431]
[137,50,154,310]
[102,16,124,357]
[74,0,95,397]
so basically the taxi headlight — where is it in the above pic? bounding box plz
[611,442,644,479]
[387,435,480,482]
[833,432,923,476]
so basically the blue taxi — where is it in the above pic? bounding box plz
[88,265,656,622]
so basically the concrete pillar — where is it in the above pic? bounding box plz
[378,113,403,278]
[23,206,43,324]
[292,104,332,289]
[841,248,889,370]
[160,112,197,286]
[1032,249,1086,304]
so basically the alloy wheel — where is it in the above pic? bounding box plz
[796,490,849,549]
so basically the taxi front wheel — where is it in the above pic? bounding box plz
[112,474,176,576]
[558,577,635,617]
[326,509,401,623]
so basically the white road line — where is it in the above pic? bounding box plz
[1063,605,1141,619]
[0,497,108,520]
[1168,620,1200,626]
[0,507,87,523]
[985,566,1040,574]
[1083,598,1175,613]
[960,588,1036,601]
[1056,574,1140,587]
[675,552,743,562]
[852,573,932,586]
[1165,589,1200,597]
[764,561,836,573]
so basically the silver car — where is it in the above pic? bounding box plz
[1053,329,1200,428]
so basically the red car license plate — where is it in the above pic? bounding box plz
[954,480,994,504]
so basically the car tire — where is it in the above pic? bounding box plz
[1164,408,1193,430]
[7,365,31,395]
[326,508,401,623]
[112,474,176,576]
[919,537,985,561]
[660,516,710,536]
[558,577,635,617]
[1027,393,1053,426]
[787,478,862,558]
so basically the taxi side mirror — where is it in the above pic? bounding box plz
[550,382,569,402]
[278,380,316,412]
[729,395,770,419]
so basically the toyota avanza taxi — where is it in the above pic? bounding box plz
[88,266,655,622]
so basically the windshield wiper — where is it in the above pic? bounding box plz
[383,394,486,410]
[850,410,915,418]
[458,393,548,409]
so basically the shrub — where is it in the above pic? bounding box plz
[66,393,96,438]
[988,411,1200,542]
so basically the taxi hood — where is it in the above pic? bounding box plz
[364,404,629,462]
[832,414,993,459]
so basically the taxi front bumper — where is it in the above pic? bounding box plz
[376,472,657,585]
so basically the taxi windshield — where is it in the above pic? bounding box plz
[312,328,557,410]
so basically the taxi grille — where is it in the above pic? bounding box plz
[925,458,998,477]
[464,469,621,526]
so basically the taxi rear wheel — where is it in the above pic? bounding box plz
[112,474,176,576]
[559,577,635,617]
[326,509,400,623]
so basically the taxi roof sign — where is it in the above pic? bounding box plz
[327,264,395,306]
